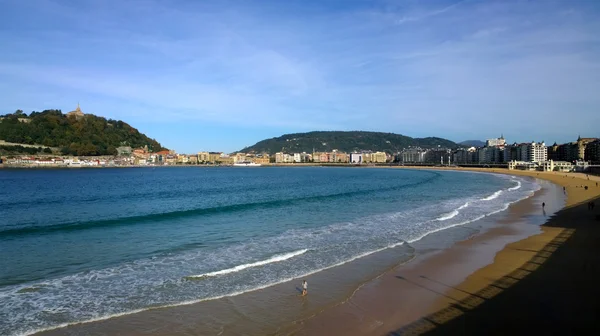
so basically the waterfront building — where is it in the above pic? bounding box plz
[584,140,600,163]
[197,152,210,163]
[368,151,387,163]
[486,135,506,147]
[477,146,503,164]
[208,152,222,163]
[508,160,538,171]
[453,147,477,164]
[542,160,573,172]
[424,149,451,164]
[350,153,363,164]
[518,142,547,163]
[400,148,426,163]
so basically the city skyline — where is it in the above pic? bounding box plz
[1,0,599,153]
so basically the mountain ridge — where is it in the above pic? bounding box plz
[239,131,458,155]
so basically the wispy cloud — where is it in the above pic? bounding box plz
[0,0,599,151]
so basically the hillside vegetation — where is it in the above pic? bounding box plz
[0,110,166,156]
[240,131,457,154]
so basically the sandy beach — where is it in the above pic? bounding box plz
[293,168,600,335]
[32,168,600,336]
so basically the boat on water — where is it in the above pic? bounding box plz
[233,161,262,167]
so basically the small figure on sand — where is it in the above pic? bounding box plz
[542,202,546,209]
[302,280,308,296]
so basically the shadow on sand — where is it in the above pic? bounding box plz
[389,195,600,335]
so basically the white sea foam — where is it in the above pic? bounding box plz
[508,180,522,191]
[457,202,470,210]
[481,190,502,201]
[13,242,406,336]
[436,210,459,221]
[186,249,308,279]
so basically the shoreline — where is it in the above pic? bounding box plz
[293,168,600,335]
[28,168,562,336]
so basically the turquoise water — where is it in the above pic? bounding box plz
[0,167,538,335]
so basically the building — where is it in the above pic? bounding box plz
[584,139,600,163]
[575,136,598,161]
[424,149,451,164]
[508,160,538,171]
[518,142,547,163]
[208,152,222,163]
[452,148,477,164]
[232,153,247,163]
[197,152,210,163]
[275,152,294,163]
[350,153,363,164]
[477,146,503,164]
[541,160,573,172]
[400,148,426,163]
[116,146,132,156]
[369,151,387,163]
[486,135,506,147]
[66,103,85,119]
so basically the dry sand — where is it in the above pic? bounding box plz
[294,169,600,335]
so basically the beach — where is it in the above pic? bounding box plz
[13,168,599,335]
[293,168,600,335]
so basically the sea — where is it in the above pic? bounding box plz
[0,167,541,336]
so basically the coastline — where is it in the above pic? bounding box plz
[292,168,600,335]
[28,168,599,336]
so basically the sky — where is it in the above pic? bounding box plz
[1,0,599,153]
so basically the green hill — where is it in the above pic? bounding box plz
[239,131,457,154]
[0,109,167,156]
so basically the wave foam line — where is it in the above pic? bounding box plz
[481,190,502,201]
[436,210,459,221]
[457,202,470,210]
[508,180,522,191]
[186,249,308,279]
[407,186,540,245]
[17,242,406,336]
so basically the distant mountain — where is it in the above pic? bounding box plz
[459,140,485,147]
[239,131,458,154]
[0,108,167,156]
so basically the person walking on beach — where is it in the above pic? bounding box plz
[302,280,308,296]
[542,202,546,209]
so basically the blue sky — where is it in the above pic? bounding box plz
[1,0,599,153]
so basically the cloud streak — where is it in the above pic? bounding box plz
[0,0,599,152]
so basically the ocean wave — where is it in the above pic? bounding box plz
[508,180,522,191]
[481,190,502,201]
[9,242,407,336]
[436,210,459,221]
[0,173,442,238]
[186,249,308,279]
[457,202,470,210]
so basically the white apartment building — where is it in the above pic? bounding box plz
[350,153,363,164]
[519,142,547,163]
[486,136,506,147]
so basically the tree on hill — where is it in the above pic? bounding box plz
[0,109,167,156]
[239,131,457,154]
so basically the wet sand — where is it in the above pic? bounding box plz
[34,169,599,336]
[294,169,600,335]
